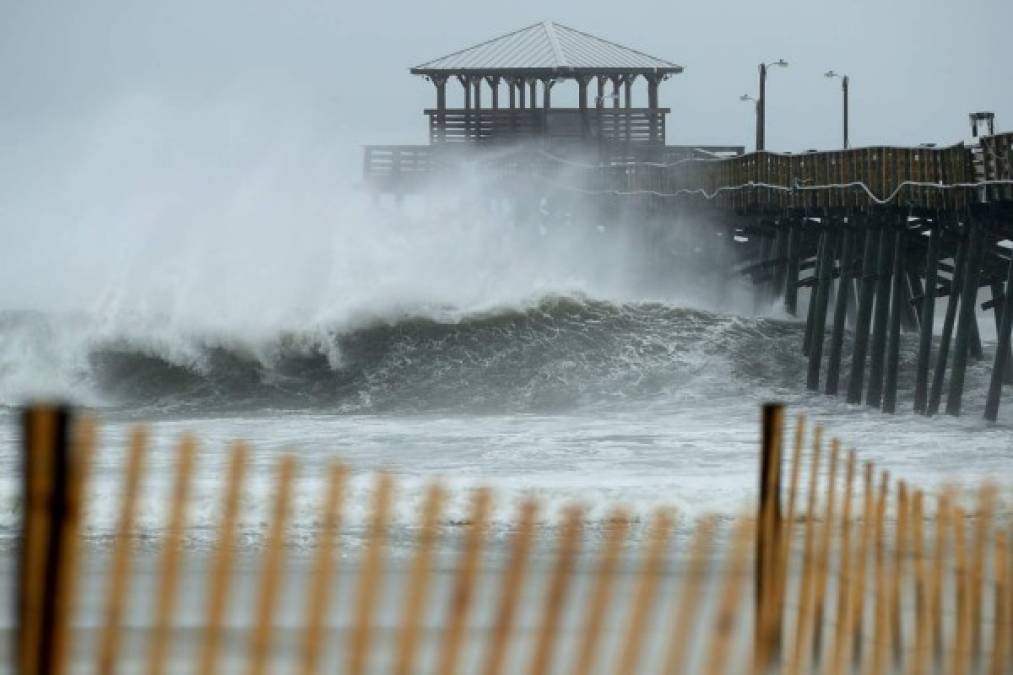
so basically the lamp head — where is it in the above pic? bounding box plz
[739,94,754,102]
[824,70,838,78]
[774,58,789,68]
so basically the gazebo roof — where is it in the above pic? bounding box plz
[411,21,684,77]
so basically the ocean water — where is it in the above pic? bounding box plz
[1,184,1011,557]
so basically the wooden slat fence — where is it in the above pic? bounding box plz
[15,404,1012,675]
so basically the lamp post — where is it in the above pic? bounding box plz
[740,94,758,151]
[756,59,789,151]
[825,70,849,149]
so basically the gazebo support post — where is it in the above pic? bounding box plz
[473,79,482,141]
[647,74,660,144]
[578,75,591,138]
[487,76,500,110]
[457,75,471,139]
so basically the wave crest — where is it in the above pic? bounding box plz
[1,297,806,413]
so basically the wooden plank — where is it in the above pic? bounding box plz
[788,426,824,675]
[569,507,629,675]
[146,436,197,675]
[850,462,875,666]
[96,427,148,675]
[299,464,349,675]
[811,439,841,664]
[828,450,857,675]
[50,416,96,675]
[527,506,583,675]
[660,516,717,675]
[245,456,296,675]
[480,500,537,675]
[347,473,394,675]
[614,508,674,675]
[435,488,492,675]
[701,516,754,675]
[20,408,56,675]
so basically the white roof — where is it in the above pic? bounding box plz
[411,21,683,76]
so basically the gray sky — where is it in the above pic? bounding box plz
[2,0,1010,184]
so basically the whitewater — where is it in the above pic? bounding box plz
[0,108,1009,556]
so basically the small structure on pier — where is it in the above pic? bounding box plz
[364,22,742,192]
[411,21,681,146]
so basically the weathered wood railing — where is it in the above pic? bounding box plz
[978,132,1013,203]
[364,133,1013,210]
[608,143,980,210]
[14,404,1013,675]
[424,108,669,145]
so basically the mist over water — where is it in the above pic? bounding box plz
[1,91,1010,556]
[0,88,753,408]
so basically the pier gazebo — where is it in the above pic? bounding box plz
[364,22,743,192]
[411,21,683,146]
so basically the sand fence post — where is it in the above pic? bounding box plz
[18,405,92,675]
[755,402,785,669]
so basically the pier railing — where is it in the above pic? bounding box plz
[607,143,980,210]
[361,142,745,192]
[361,145,442,192]
[15,404,1013,675]
[424,108,669,145]
[978,132,1013,203]
[364,131,1013,211]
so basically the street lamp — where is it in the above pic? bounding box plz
[756,59,788,151]
[825,70,850,149]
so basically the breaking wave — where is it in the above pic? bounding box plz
[0,296,810,414]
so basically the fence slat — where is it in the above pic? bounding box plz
[615,508,674,675]
[97,427,149,675]
[146,435,197,675]
[393,483,444,675]
[481,500,538,675]
[247,456,296,675]
[702,516,755,675]
[829,449,857,675]
[436,488,492,675]
[196,442,248,675]
[788,426,824,675]
[569,507,629,675]
[50,416,96,675]
[347,473,394,675]
[527,505,583,675]
[661,515,716,675]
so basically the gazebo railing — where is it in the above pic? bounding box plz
[425,108,669,145]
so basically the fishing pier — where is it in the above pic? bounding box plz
[364,22,1013,422]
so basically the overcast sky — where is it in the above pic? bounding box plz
[2,0,1010,185]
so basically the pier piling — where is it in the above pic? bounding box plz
[928,232,966,416]
[883,227,906,413]
[807,226,836,390]
[826,227,855,396]
[785,224,801,316]
[847,223,880,405]
[913,224,940,413]
[985,239,1013,421]
[987,278,1013,384]
[946,221,985,416]
[867,223,894,408]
